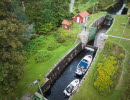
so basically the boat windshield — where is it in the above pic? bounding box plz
[66,84,74,93]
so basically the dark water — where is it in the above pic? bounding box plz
[45,49,94,100]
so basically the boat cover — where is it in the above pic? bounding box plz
[79,59,88,68]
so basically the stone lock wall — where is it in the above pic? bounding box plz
[40,42,84,93]
[90,15,106,29]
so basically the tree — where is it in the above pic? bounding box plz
[24,0,71,34]
[0,0,26,99]
[11,0,27,24]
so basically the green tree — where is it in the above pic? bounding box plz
[24,0,71,34]
[0,0,26,99]
[11,0,26,24]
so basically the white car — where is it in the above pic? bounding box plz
[64,79,79,97]
[75,55,92,76]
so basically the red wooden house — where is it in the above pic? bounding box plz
[62,20,72,30]
[73,11,90,24]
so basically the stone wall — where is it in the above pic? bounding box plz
[90,15,105,29]
[40,42,84,93]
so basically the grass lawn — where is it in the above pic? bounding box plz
[15,25,81,98]
[73,0,98,14]
[72,15,130,100]
[107,15,130,99]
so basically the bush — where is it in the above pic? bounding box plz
[34,50,52,63]
[118,53,125,60]
[30,34,39,40]
[56,29,75,43]
[94,56,119,94]
[94,41,125,95]
[104,41,114,52]
[18,35,30,45]
[24,36,46,56]
[38,23,56,35]
[47,42,61,51]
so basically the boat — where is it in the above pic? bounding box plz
[75,55,92,76]
[63,79,79,97]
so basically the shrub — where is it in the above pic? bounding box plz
[118,53,125,60]
[34,50,52,63]
[94,56,119,94]
[94,41,125,95]
[24,36,46,56]
[56,29,75,43]
[38,23,56,35]
[104,41,114,52]
[47,42,61,51]
[18,35,30,45]
[30,34,39,40]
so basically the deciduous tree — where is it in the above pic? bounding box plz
[0,0,26,99]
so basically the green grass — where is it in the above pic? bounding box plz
[73,0,98,14]
[72,15,130,100]
[72,42,125,100]
[15,33,79,98]
[86,12,107,27]
[107,15,130,99]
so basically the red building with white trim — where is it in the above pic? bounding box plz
[73,11,90,24]
[62,20,72,30]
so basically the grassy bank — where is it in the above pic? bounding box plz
[72,15,130,100]
[107,15,130,100]
[86,12,107,27]
[15,28,80,98]
[72,41,125,100]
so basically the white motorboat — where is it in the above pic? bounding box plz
[64,79,79,97]
[75,55,92,76]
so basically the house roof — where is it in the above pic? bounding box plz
[62,20,71,25]
[79,11,90,18]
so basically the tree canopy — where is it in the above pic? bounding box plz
[0,0,26,99]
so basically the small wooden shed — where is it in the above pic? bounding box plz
[73,11,90,24]
[62,20,72,30]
